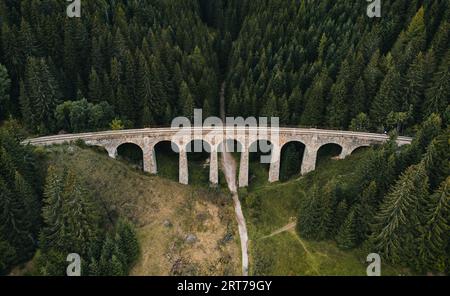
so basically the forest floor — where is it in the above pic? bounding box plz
[39,144,241,275]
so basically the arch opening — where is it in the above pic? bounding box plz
[218,139,243,154]
[218,139,243,187]
[316,143,343,168]
[116,143,144,170]
[280,141,306,181]
[351,146,370,155]
[154,141,180,182]
[186,140,212,186]
[248,140,273,189]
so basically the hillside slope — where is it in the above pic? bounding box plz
[241,150,412,276]
[42,144,240,276]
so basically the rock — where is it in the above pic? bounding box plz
[163,220,173,228]
[221,233,233,244]
[185,234,197,244]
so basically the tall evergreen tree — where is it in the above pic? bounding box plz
[336,207,357,250]
[418,178,450,273]
[0,64,11,120]
[372,163,429,265]
[20,57,61,133]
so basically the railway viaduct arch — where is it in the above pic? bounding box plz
[25,127,412,187]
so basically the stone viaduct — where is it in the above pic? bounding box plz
[25,127,412,187]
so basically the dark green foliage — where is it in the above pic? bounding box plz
[297,183,335,241]
[224,1,448,133]
[94,220,139,276]
[1,0,222,133]
[422,132,450,190]
[19,57,61,134]
[55,99,114,133]
[39,166,102,260]
[0,123,42,274]
[115,219,140,270]
[371,163,429,265]
[36,166,140,276]
[418,178,450,273]
[1,1,448,134]
[0,64,11,120]
[297,185,322,240]
[295,113,449,273]
[423,51,450,120]
[280,143,303,181]
[336,207,357,250]
[355,182,378,243]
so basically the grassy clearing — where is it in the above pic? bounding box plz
[155,153,179,182]
[41,144,241,276]
[242,150,412,276]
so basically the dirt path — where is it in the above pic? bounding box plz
[260,221,297,239]
[290,230,321,275]
[259,221,323,274]
[219,82,249,276]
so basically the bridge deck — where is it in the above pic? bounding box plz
[24,127,412,145]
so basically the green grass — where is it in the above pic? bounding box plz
[155,153,179,182]
[251,231,409,276]
[156,149,230,190]
[242,149,412,276]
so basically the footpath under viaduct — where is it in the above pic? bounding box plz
[25,127,412,187]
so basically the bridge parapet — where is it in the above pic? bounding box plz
[24,128,412,187]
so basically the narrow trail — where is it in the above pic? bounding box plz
[219,82,249,276]
[260,221,297,239]
[290,230,321,275]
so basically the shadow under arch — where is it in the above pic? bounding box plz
[186,139,212,186]
[154,140,180,182]
[116,142,144,170]
[350,146,370,155]
[280,141,306,181]
[316,143,343,168]
[248,139,273,189]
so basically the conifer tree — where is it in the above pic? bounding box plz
[115,219,139,269]
[335,199,348,231]
[422,133,450,191]
[135,52,154,127]
[372,163,429,264]
[300,71,331,127]
[20,57,61,133]
[0,64,11,120]
[423,52,449,119]
[418,178,450,273]
[327,81,348,129]
[370,65,402,131]
[88,68,103,103]
[40,167,101,257]
[180,81,194,120]
[336,207,357,250]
